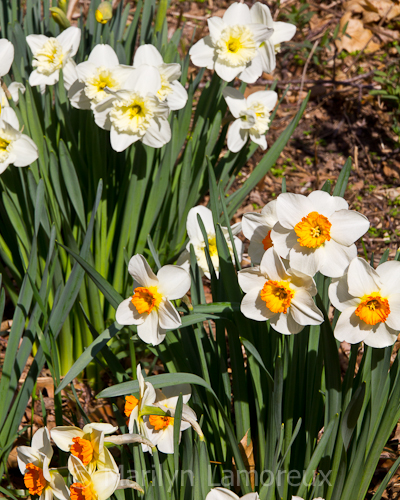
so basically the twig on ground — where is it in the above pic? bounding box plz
[298,39,320,104]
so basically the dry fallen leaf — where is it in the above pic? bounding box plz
[336,11,381,53]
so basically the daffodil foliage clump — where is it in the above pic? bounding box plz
[0,2,399,500]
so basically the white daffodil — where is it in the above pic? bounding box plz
[93,65,171,151]
[206,487,260,500]
[69,44,134,110]
[144,384,197,454]
[238,247,324,334]
[0,107,38,174]
[250,3,296,74]
[17,427,69,500]
[271,190,370,278]
[189,3,273,83]
[50,422,118,474]
[242,199,278,265]
[26,26,81,93]
[0,39,14,77]
[116,254,191,345]
[68,455,120,500]
[177,205,243,279]
[329,257,400,348]
[223,87,277,152]
[0,82,26,107]
[132,44,187,110]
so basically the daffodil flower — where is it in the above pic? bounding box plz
[26,26,81,93]
[238,247,324,334]
[0,107,39,174]
[116,254,191,345]
[329,257,400,348]
[51,422,118,474]
[222,87,277,152]
[68,455,120,500]
[206,487,260,500]
[177,205,243,279]
[0,39,14,77]
[242,200,278,265]
[68,44,134,110]
[17,427,69,500]
[145,383,198,454]
[189,2,273,83]
[93,65,171,151]
[0,82,26,107]
[271,190,370,278]
[250,3,296,74]
[132,44,188,110]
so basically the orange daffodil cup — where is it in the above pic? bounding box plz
[116,254,191,345]
[238,247,324,335]
[329,257,400,347]
[17,427,69,500]
[271,190,370,278]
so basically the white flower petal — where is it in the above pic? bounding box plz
[270,222,296,259]
[1,106,20,129]
[363,322,398,348]
[276,192,312,229]
[249,131,267,149]
[48,470,70,500]
[91,469,120,500]
[347,257,381,298]
[207,16,225,42]
[289,244,321,277]
[17,447,41,474]
[89,44,119,67]
[56,26,81,57]
[318,240,357,278]
[238,54,263,84]
[125,65,161,95]
[334,307,373,343]
[307,190,348,215]
[222,87,246,119]
[84,422,118,435]
[260,247,288,281]
[250,3,273,26]
[223,3,252,25]
[270,310,303,334]
[242,212,264,240]
[8,82,25,103]
[271,21,297,44]
[329,210,369,245]
[189,36,215,70]
[62,59,78,91]
[0,39,14,77]
[215,59,244,82]
[227,119,248,152]
[142,117,171,148]
[110,127,137,152]
[376,261,400,296]
[206,488,240,500]
[187,206,214,241]
[160,62,182,82]
[116,297,146,325]
[137,310,166,345]
[133,44,163,67]
[158,300,182,330]
[241,287,274,321]
[386,294,400,330]
[167,81,187,111]
[26,35,49,55]
[247,90,277,110]
[69,82,91,110]
[258,41,276,73]
[31,428,53,460]
[238,267,265,294]
[157,265,190,300]
[29,69,60,87]
[50,426,83,451]
[290,290,324,325]
[11,135,39,167]
[68,455,91,483]
[328,276,359,312]
[128,255,159,287]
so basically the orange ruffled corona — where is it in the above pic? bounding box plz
[294,211,331,248]
[124,395,139,417]
[70,482,93,500]
[131,286,162,314]
[149,415,174,430]
[262,230,273,251]
[260,280,294,314]
[355,293,390,326]
[24,463,47,496]
[71,437,94,466]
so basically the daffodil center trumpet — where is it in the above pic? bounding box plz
[355,292,390,325]
[294,211,332,248]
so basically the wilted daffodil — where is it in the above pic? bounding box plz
[68,455,120,500]
[51,422,118,474]
[17,427,69,500]
[222,87,277,152]
[145,384,198,454]
[177,205,243,279]
[94,65,171,151]
[271,190,370,278]
[69,44,133,110]
[189,2,273,83]
[238,247,324,334]
[242,199,278,265]
[329,257,400,348]
[26,26,81,93]
[132,44,188,110]
[250,3,296,74]
[0,107,39,174]
[116,254,191,345]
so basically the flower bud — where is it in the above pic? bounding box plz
[49,7,70,30]
[58,0,68,14]
[95,1,113,24]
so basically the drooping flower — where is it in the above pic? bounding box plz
[26,26,81,93]
[0,39,14,77]
[93,65,171,151]
[242,200,278,265]
[238,247,324,334]
[177,205,243,279]
[51,422,118,474]
[250,3,296,74]
[222,87,277,152]
[145,384,198,454]
[271,190,370,278]
[0,107,39,174]
[69,44,134,110]
[132,44,188,110]
[329,257,400,348]
[189,3,273,83]
[68,455,120,500]
[17,427,69,500]
[116,254,191,345]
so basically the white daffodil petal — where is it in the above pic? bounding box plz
[208,17,225,42]
[116,297,146,325]
[68,455,91,483]
[227,119,248,152]
[241,287,274,321]
[318,240,356,279]
[206,487,240,500]
[141,118,171,148]
[260,247,288,281]
[270,222,297,259]
[125,65,161,95]
[271,21,297,44]
[61,59,78,91]
[133,44,164,67]
[289,244,321,277]
[128,254,159,287]
[12,136,39,167]
[91,469,120,500]
[290,290,324,325]
[363,322,398,348]
[250,3,273,26]
[376,261,400,296]
[347,257,382,298]
[8,82,25,103]
[249,131,267,149]
[237,267,265,294]
[270,310,303,335]
[215,59,245,82]
[223,87,247,118]
[187,206,215,241]
[110,127,137,152]
[238,55,264,84]
[276,193,313,229]
[84,423,118,435]
[328,276,359,312]
[223,3,252,25]
[137,310,166,345]
[386,294,400,330]
[247,90,278,110]
[333,307,373,343]
[31,428,52,460]
[158,300,182,331]
[157,265,190,300]
[1,106,20,129]
[26,34,49,54]
[50,427,83,451]
[49,470,70,500]
[56,26,81,57]
[167,81,188,111]
[188,36,215,70]
[17,447,41,474]
[329,210,369,245]
[307,190,349,216]
[242,212,264,240]
[89,44,119,67]
[0,39,14,77]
